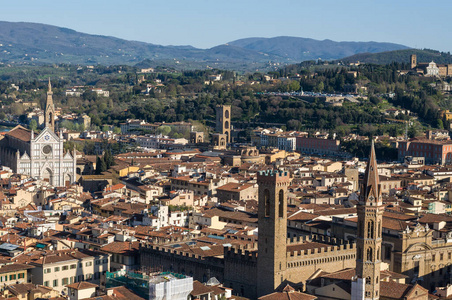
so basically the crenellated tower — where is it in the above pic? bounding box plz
[257,170,291,297]
[352,141,383,300]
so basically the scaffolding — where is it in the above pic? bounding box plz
[106,270,193,300]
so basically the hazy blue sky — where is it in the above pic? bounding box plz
[1,0,451,51]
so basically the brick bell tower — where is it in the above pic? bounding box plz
[257,170,291,297]
[352,141,383,300]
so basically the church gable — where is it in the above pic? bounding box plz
[35,127,60,143]
[404,284,428,299]
[19,152,30,160]
[64,152,74,160]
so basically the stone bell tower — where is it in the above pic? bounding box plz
[352,141,383,300]
[257,170,291,297]
[44,78,56,131]
[216,105,231,144]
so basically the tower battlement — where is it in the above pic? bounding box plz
[257,170,290,185]
[225,247,258,262]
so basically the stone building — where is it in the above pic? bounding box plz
[190,131,204,144]
[410,54,452,77]
[212,133,227,150]
[216,183,258,202]
[257,170,291,297]
[0,81,76,186]
[332,207,452,292]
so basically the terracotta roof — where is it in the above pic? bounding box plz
[5,126,31,142]
[66,281,98,290]
[418,213,452,224]
[216,183,255,192]
[258,289,317,300]
[101,241,139,255]
[7,283,53,296]
[0,263,34,274]
[86,286,145,300]
[191,280,214,296]
[380,281,423,299]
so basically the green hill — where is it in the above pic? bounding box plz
[340,49,452,65]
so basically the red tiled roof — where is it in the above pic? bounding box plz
[66,281,98,290]
[5,126,31,142]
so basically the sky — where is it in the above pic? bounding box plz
[1,0,451,52]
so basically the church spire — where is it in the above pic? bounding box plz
[361,141,381,205]
[352,140,383,300]
[44,78,55,131]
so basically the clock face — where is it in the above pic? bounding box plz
[42,145,52,155]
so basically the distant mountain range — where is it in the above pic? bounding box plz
[228,37,408,62]
[0,21,411,70]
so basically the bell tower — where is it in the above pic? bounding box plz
[216,105,231,144]
[352,141,383,300]
[410,54,417,69]
[44,78,55,131]
[257,170,290,297]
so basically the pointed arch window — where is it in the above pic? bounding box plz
[264,189,270,217]
[366,277,371,285]
[367,248,373,261]
[367,220,374,239]
[279,189,284,218]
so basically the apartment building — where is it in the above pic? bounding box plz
[14,249,110,293]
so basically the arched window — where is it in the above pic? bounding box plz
[378,221,381,237]
[264,189,270,217]
[367,248,373,261]
[225,121,229,129]
[225,110,229,119]
[279,189,284,218]
[367,220,374,239]
[366,277,371,285]
[377,247,380,260]
[376,276,379,284]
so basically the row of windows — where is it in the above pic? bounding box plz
[365,291,378,297]
[432,252,452,261]
[44,272,105,288]
[0,273,25,281]
[44,261,100,274]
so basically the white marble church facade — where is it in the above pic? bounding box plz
[0,81,76,186]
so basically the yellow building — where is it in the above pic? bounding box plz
[0,263,34,286]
